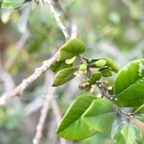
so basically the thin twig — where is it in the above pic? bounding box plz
[98,84,131,118]
[45,0,70,40]
[70,18,78,39]
[5,31,30,71]
[0,65,15,92]
[51,97,66,144]
[0,52,58,107]
[0,0,71,107]
[33,88,56,144]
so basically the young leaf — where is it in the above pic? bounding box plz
[90,57,118,72]
[57,39,85,61]
[56,95,97,140]
[87,72,102,83]
[50,60,72,73]
[82,98,116,132]
[99,67,112,77]
[103,58,118,73]
[114,59,144,107]
[65,56,76,64]
[53,67,77,87]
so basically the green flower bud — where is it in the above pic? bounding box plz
[95,59,107,68]
[79,64,87,71]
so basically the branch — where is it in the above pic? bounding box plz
[70,18,78,39]
[0,52,58,107]
[98,84,131,118]
[33,88,56,144]
[45,0,70,40]
[5,31,30,71]
[51,96,66,144]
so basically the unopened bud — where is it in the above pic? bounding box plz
[97,94,103,98]
[108,86,113,90]
[95,59,107,68]
[79,64,87,71]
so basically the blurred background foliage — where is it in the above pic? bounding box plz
[0,0,144,144]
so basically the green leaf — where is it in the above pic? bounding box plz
[135,115,144,123]
[82,98,116,132]
[90,57,118,72]
[134,104,144,114]
[1,2,23,9]
[113,121,142,144]
[131,123,142,144]
[50,61,72,73]
[1,0,28,9]
[121,125,136,144]
[56,95,97,140]
[58,39,85,61]
[134,104,144,122]
[111,119,121,139]
[53,67,77,87]
[65,56,76,64]
[114,129,126,144]
[102,58,118,73]
[114,59,144,107]
[2,0,24,2]
[99,67,112,77]
[87,72,102,83]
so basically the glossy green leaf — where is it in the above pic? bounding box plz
[56,95,97,140]
[87,72,102,83]
[121,125,136,144]
[82,98,116,132]
[99,67,112,77]
[114,59,144,107]
[58,39,85,61]
[53,67,77,86]
[50,61,72,73]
